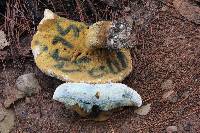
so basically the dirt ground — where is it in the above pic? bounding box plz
[0,0,200,132]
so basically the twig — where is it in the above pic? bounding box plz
[49,0,56,12]
[86,0,99,21]
[108,119,115,133]
[75,0,85,22]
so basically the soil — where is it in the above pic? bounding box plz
[0,0,200,132]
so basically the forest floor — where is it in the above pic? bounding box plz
[0,0,200,132]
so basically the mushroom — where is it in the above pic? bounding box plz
[53,83,142,121]
[31,9,142,121]
[31,9,133,83]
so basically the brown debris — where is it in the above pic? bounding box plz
[162,90,175,100]
[161,79,174,90]
[100,0,118,7]
[0,51,8,60]
[0,104,15,133]
[173,0,200,24]
[166,126,178,133]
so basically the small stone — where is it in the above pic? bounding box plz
[124,7,131,12]
[0,30,10,50]
[161,6,168,12]
[134,104,151,116]
[0,51,8,60]
[4,73,41,108]
[161,79,174,90]
[166,126,178,133]
[182,91,190,99]
[16,73,41,96]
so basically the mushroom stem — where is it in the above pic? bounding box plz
[72,104,112,121]
[86,19,133,49]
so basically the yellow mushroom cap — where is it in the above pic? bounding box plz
[31,9,133,83]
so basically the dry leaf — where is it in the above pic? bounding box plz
[134,104,151,116]
[162,90,174,99]
[166,126,178,133]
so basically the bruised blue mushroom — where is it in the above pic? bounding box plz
[53,83,142,121]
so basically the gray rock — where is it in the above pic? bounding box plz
[4,73,41,108]
[16,73,41,96]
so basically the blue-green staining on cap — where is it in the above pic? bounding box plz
[51,49,60,60]
[106,51,127,74]
[106,58,121,74]
[61,69,81,73]
[56,21,81,38]
[53,83,142,113]
[51,49,70,62]
[54,61,65,69]
[52,35,73,48]
[42,46,48,51]
[88,66,108,77]
[74,56,91,65]
[116,51,127,68]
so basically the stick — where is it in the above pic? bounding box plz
[75,0,85,22]
[86,0,99,21]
